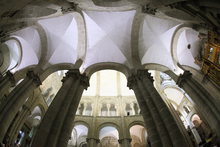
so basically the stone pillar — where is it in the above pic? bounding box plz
[128,70,190,147]
[0,70,41,143]
[31,69,89,147]
[107,103,110,116]
[0,71,15,99]
[87,137,99,147]
[83,103,87,115]
[7,95,35,144]
[177,71,220,143]
[128,74,163,147]
[118,138,132,147]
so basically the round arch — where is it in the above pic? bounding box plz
[128,121,145,130]
[97,122,121,139]
[84,62,131,78]
[73,121,90,132]
[0,37,22,73]
[171,24,201,74]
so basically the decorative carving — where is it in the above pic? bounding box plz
[136,69,154,83]
[26,71,42,86]
[128,69,154,89]
[127,75,137,90]
[142,4,157,15]
[176,71,192,88]
[62,69,89,90]
[195,31,220,85]
[86,137,100,143]
[118,138,132,144]
[61,2,78,14]
[80,74,90,90]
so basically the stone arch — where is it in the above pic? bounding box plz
[12,65,36,83]
[0,37,22,73]
[97,122,121,139]
[143,63,171,72]
[171,24,201,73]
[73,121,90,132]
[31,102,47,117]
[129,124,148,147]
[40,63,79,81]
[92,0,129,7]
[131,9,146,69]
[33,23,48,67]
[128,121,145,130]
[84,62,131,78]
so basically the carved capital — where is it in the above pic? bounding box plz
[118,138,132,144]
[63,69,89,90]
[86,137,100,143]
[136,69,154,82]
[26,71,42,86]
[61,2,78,14]
[177,71,192,87]
[127,75,137,90]
[142,4,157,15]
[80,74,89,90]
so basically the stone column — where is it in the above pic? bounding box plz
[177,71,220,143]
[120,117,131,147]
[0,70,41,143]
[83,103,88,115]
[128,74,163,147]
[107,103,110,116]
[8,105,31,144]
[7,94,36,144]
[0,71,15,99]
[31,69,89,147]
[128,70,190,147]
[140,70,190,147]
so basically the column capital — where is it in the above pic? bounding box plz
[127,75,137,90]
[86,137,100,143]
[118,138,132,144]
[79,74,89,90]
[26,70,42,86]
[136,69,153,82]
[127,69,153,89]
[62,69,89,90]
[177,71,192,87]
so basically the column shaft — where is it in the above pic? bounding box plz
[177,71,220,143]
[128,76,162,147]
[0,71,41,143]
[140,71,189,147]
[8,104,32,144]
[31,70,89,147]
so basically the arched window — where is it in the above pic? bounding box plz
[109,104,117,116]
[101,103,108,116]
[84,103,92,116]
[125,103,132,116]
